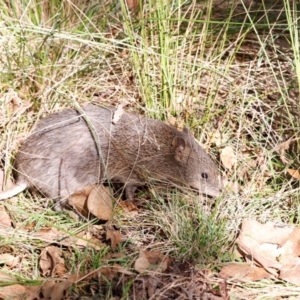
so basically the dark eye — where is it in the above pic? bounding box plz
[201,173,208,179]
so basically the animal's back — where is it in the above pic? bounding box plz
[1,104,222,209]
[14,105,114,202]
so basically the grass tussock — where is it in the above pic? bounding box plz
[0,0,300,298]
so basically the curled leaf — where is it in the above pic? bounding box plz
[287,169,300,179]
[220,146,236,170]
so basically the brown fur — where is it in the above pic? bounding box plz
[0,104,223,210]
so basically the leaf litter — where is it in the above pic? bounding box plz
[39,246,66,277]
[220,146,236,170]
[67,184,113,220]
[0,208,12,229]
[2,161,299,298]
[106,227,122,249]
[0,201,125,299]
[220,219,300,285]
[0,209,228,300]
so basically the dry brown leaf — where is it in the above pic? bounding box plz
[41,279,73,300]
[279,227,300,257]
[33,226,104,249]
[134,250,171,274]
[222,178,239,194]
[278,227,300,284]
[208,130,229,147]
[276,138,298,164]
[0,254,20,267]
[23,222,37,231]
[167,115,177,127]
[106,228,122,248]
[277,138,294,152]
[280,260,300,285]
[75,231,93,248]
[112,263,134,276]
[208,130,221,146]
[13,100,32,116]
[67,185,94,217]
[240,219,293,246]
[174,93,185,115]
[120,48,129,59]
[33,227,65,242]
[0,210,12,229]
[85,266,118,281]
[125,0,138,10]
[98,267,118,281]
[39,246,66,277]
[166,115,185,129]
[219,279,229,300]
[220,263,273,281]
[133,276,157,300]
[103,253,125,260]
[134,255,149,274]
[0,88,22,113]
[41,280,55,299]
[287,169,300,179]
[0,90,32,123]
[220,146,236,170]
[231,220,300,285]
[10,92,22,110]
[119,200,138,212]
[0,90,15,117]
[280,154,291,165]
[88,224,106,236]
[0,284,40,300]
[144,277,160,298]
[86,264,134,282]
[255,243,280,263]
[75,231,104,250]
[87,185,113,220]
[237,222,283,273]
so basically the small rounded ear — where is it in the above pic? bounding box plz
[172,136,188,162]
